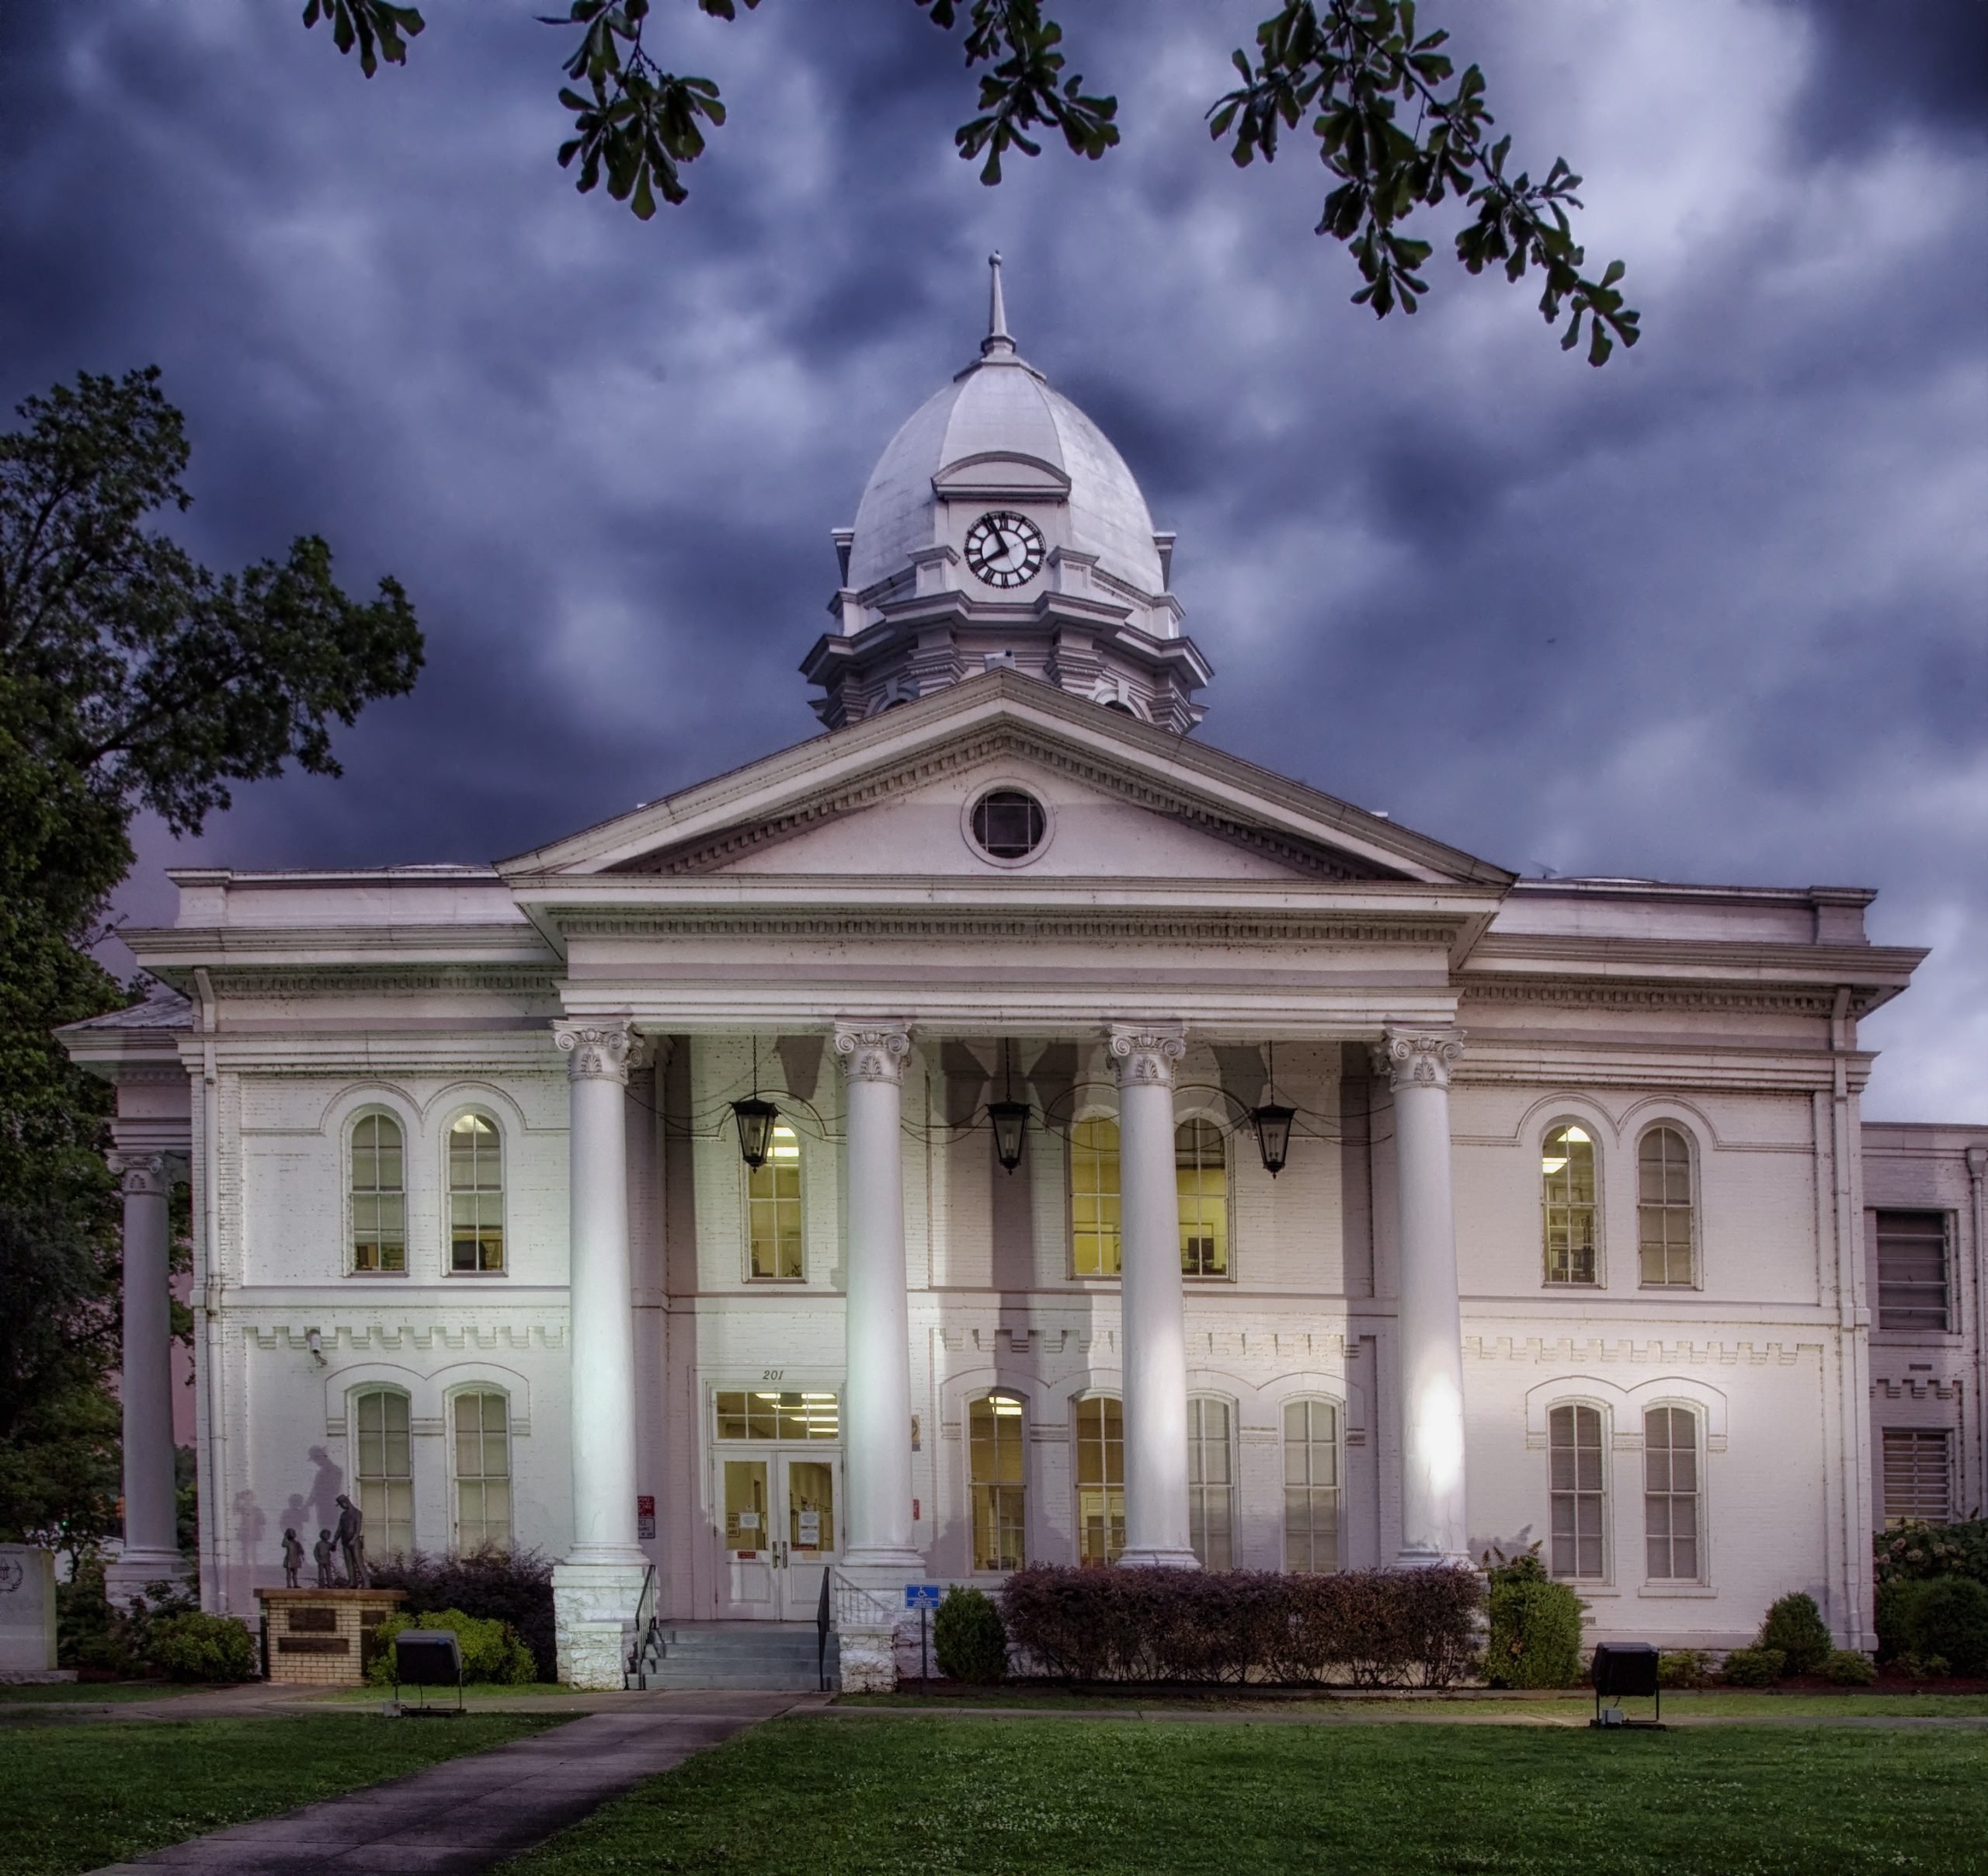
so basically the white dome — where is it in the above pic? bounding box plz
[846,349,1166,601]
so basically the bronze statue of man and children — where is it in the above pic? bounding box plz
[280,1495,368,1588]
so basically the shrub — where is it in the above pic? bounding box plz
[1901,1576,1988,1677]
[367,1548,555,1682]
[1875,1517,1988,1589]
[365,1608,537,1687]
[148,1612,256,1683]
[57,1564,200,1679]
[1757,1593,1832,1676]
[1657,1649,1712,1690]
[1892,1651,1950,1680]
[1719,1646,1786,1687]
[1482,1579,1584,1689]
[933,1586,1008,1684]
[1822,1649,1877,1686]
[999,1564,1482,1688]
[1874,1579,1922,1662]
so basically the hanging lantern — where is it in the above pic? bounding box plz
[989,1100,1029,1173]
[732,1097,779,1170]
[1250,1103,1296,1178]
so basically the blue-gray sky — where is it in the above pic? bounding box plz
[2,1,1983,1119]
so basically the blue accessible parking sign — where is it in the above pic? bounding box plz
[905,1583,942,1609]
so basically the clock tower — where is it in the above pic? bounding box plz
[801,256,1212,733]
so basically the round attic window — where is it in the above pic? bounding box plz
[969,788,1048,863]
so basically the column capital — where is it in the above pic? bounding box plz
[1374,1027,1465,1093]
[554,1020,642,1085]
[108,1152,172,1197]
[1108,1024,1186,1091]
[833,1023,913,1086]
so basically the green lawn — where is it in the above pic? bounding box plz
[839,1684,1988,1721]
[0,1713,564,1876]
[507,1714,1988,1875]
[0,1681,207,1704]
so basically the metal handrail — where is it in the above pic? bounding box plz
[815,1568,831,1691]
[626,1563,658,1681]
[829,1569,899,1629]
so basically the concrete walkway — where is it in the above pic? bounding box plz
[86,1694,814,1876]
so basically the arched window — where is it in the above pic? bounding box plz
[453,1390,513,1554]
[350,1113,405,1274]
[1643,1405,1701,1581]
[1075,1395,1124,1565]
[969,1393,1026,1572]
[747,1123,804,1280]
[354,1388,413,1558]
[1548,1403,1606,1580]
[1069,1117,1121,1277]
[1637,1127,1696,1287]
[1187,1397,1235,1569]
[448,1114,505,1273]
[1282,1398,1341,1574]
[1541,1123,1599,1286]
[1176,1120,1229,1277]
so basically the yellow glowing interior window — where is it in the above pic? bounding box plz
[1070,1117,1121,1277]
[749,1125,804,1279]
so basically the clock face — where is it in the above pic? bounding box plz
[963,511,1045,589]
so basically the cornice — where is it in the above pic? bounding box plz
[1459,974,1899,1020]
[1468,932,1925,981]
[126,929,557,970]
[549,908,1467,947]
[145,966,560,1000]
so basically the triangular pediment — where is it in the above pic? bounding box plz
[499,672,1511,891]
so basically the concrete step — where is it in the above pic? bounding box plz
[628,1622,839,1690]
[640,1666,833,1690]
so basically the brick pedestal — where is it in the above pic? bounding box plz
[256,1588,407,1686]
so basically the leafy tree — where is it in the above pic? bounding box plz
[302,0,1639,363]
[0,365,422,1551]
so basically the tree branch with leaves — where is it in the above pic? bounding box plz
[303,0,1638,363]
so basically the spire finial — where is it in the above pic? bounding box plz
[982,250,1014,357]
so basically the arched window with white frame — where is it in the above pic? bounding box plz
[1637,1126,1697,1287]
[350,1112,406,1274]
[1541,1122,1600,1286]
[1187,1396,1236,1569]
[1548,1402,1607,1579]
[448,1113,505,1273]
[1282,1398,1341,1574]
[1642,1404,1701,1581]
[353,1387,413,1559]
[968,1392,1026,1572]
[1074,1393,1124,1565]
[453,1388,513,1554]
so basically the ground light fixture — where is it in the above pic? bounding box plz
[1250,1039,1296,1177]
[732,1038,779,1169]
[989,1037,1030,1173]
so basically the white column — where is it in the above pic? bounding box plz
[105,1153,188,1602]
[836,1023,922,1572]
[552,1020,648,1688]
[1379,1027,1471,1566]
[1110,1024,1197,1569]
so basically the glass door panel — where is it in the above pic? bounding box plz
[779,1454,837,1620]
[721,1458,774,1613]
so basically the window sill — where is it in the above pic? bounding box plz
[1638,1583,1718,1598]
[347,1269,408,1279]
[446,1270,509,1279]
[1638,1283,1701,1294]
[746,1277,810,1286]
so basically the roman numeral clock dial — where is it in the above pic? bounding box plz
[964,511,1044,589]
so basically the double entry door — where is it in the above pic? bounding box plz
[719,1449,839,1620]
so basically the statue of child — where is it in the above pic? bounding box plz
[282,1527,305,1588]
[313,1528,336,1589]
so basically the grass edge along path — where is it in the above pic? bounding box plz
[505,1712,1988,1876]
[0,1711,566,1876]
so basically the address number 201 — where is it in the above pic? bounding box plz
[761,1369,784,1383]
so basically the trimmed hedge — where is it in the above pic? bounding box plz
[1900,1578,1988,1677]
[367,1548,555,1681]
[149,1611,256,1683]
[1757,1593,1831,1676]
[933,1586,1008,1684]
[1822,1648,1877,1686]
[999,1564,1482,1687]
[365,1608,537,1687]
[1719,1646,1785,1687]
[1481,1549,1583,1690]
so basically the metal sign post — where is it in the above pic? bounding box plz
[905,1583,941,1689]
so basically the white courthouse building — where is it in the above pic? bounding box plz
[64,268,1988,1686]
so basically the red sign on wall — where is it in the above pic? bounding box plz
[637,1494,655,1541]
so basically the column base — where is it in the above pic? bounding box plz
[839,1548,926,1579]
[1393,1547,1475,1572]
[105,1551,194,1608]
[552,1558,651,1690]
[1119,1547,1201,1570]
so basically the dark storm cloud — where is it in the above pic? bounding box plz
[1,1,1982,1117]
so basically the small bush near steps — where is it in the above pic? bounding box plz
[933,1586,1008,1684]
[1757,1593,1832,1676]
[1719,1646,1786,1687]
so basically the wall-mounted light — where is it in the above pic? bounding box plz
[305,1328,327,1368]
[1249,1039,1296,1178]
